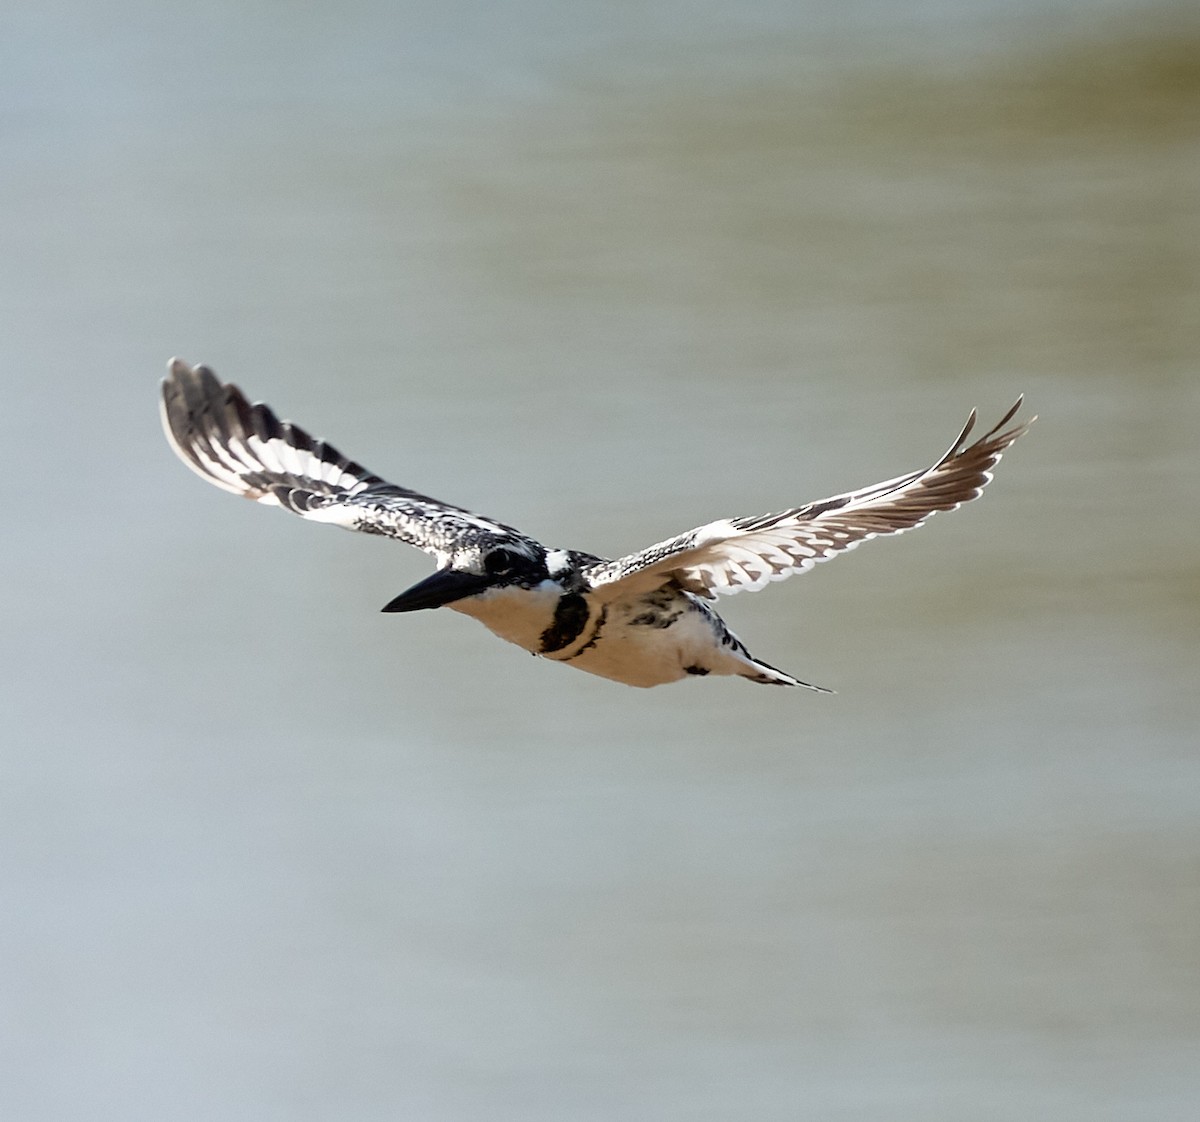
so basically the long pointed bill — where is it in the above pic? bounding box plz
[380,569,493,613]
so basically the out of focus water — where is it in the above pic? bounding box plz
[2,2,1198,1119]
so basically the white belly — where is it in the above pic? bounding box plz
[557,632,697,687]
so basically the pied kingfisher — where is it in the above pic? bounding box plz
[161,359,1031,690]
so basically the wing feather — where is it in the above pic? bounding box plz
[161,358,534,562]
[585,400,1032,599]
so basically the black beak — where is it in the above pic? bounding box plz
[380,569,493,613]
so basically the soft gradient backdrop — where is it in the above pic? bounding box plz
[3,2,1198,1119]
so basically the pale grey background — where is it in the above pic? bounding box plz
[2,1,1198,1119]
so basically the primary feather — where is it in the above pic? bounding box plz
[160,358,536,566]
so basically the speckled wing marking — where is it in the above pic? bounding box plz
[584,399,1032,600]
[160,357,536,563]
[161,358,385,502]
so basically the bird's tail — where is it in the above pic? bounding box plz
[160,357,383,507]
[739,656,834,692]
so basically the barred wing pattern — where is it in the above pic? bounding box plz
[585,399,1031,600]
[160,358,535,563]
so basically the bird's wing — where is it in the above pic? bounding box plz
[584,399,1032,600]
[160,358,535,564]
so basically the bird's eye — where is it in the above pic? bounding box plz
[485,549,520,576]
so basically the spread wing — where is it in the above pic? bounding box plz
[160,357,536,564]
[584,399,1032,600]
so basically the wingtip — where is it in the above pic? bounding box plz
[994,395,1025,431]
[960,406,979,442]
[1012,395,1037,426]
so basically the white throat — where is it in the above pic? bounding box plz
[449,579,564,651]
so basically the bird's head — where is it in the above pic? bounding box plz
[380,541,560,613]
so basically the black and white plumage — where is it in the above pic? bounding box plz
[161,358,1032,689]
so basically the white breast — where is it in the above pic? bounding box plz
[545,593,728,688]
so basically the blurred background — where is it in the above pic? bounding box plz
[2,1,1198,1118]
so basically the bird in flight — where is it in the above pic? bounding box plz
[161,359,1031,690]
